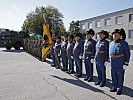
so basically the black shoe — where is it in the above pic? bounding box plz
[95,82,100,85]
[87,78,93,82]
[63,69,68,72]
[51,64,55,67]
[84,78,89,81]
[69,71,74,74]
[100,83,105,87]
[74,74,78,76]
[61,68,64,71]
[116,90,122,95]
[110,88,117,92]
[55,66,60,69]
[43,59,46,62]
[77,74,82,77]
[66,71,70,73]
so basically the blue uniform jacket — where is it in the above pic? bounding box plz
[95,39,109,62]
[54,42,61,56]
[73,39,84,58]
[50,46,54,54]
[109,39,130,68]
[66,41,75,57]
[61,41,68,56]
[84,38,96,60]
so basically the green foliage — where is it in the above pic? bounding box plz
[21,6,66,37]
[68,20,80,35]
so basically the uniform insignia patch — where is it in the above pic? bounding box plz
[117,43,121,46]
[87,41,92,45]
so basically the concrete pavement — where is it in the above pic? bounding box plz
[0,48,132,100]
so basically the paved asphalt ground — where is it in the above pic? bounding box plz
[0,48,132,100]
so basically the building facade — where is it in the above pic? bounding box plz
[79,7,133,48]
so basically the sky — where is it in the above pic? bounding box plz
[0,0,133,31]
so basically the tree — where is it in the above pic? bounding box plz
[21,6,66,37]
[68,20,80,35]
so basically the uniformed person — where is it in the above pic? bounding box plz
[50,39,56,67]
[66,35,75,74]
[95,30,109,87]
[38,37,43,60]
[109,28,130,95]
[28,39,31,54]
[34,40,38,57]
[83,29,96,82]
[60,35,69,71]
[41,36,46,54]
[54,36,61,69]
[73,33,84,77]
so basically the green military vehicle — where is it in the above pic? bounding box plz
[0,29,27,50]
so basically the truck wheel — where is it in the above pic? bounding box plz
[14,43,20,50]
[6,47,11,50]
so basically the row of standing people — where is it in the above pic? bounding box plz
[50,28,131,95]
[23,37,42,60]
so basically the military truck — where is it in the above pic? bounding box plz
[0,29,27,50]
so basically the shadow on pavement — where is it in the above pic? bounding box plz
[52,75,102,92]
[52,75,117,100]
[122,86,133,97]
[93,76,133,98]
[41,59,133,98]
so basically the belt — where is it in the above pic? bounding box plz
[54,49,59,51]
[61,48,66,51]
[74,50,80,52]
[111,54,125,58]
[66,50,73,52]
[98,51,106,53]
[85,51,92,54]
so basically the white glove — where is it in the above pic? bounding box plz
[58,54,61,57]
[85,57,88,59]
[105,61,108,66]
[91,59,95,63]
[55,43,58,46]
[71,56,73,59]
[123,65,128,70]
[53,46,56,49]
[79,55,83,59]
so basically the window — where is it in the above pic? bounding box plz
[129,14,133,22]
[115,16,123,25]
[95,20,101,28]
[88,22,92,29]
[105,18,111,26]
[82,24,85,30]
[128,30,133,39]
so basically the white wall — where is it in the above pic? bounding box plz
[80,11,133,45]
[130,50,133,61]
